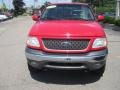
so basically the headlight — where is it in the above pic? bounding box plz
[27,37,40,47]
[92,38,107,48]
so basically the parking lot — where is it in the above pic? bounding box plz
[0,16,120,90]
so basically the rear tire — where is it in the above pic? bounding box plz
[91,64,106,76]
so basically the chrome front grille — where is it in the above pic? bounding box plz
[43,39,90,50]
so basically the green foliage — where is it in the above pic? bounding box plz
[0,3,8,11]
[104,16,120,26]
[104,16,115,24]
[72,0,116,12]
[96,7,115,13]
[13,0,25,16]
[95,0,115,13]
[115,20,120,26]
[72,0,115,6]
[72,0,86,2]
[2,3,7,10]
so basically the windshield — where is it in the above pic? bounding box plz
[41,4,95,21]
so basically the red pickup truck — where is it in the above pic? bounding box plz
[25,3,108,75]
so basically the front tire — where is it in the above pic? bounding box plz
[28,63,42,73]
[91,64,106,76]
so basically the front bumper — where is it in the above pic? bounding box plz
[25,48,108,70]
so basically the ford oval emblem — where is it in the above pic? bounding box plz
[61,41,72,47]
[66,58,71,61]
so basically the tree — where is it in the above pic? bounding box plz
[13,0,25,16]
[2,3,8,11]
[72,0,87,3]
[0,0,8,12]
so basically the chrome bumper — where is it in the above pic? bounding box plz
[25,48,108,70]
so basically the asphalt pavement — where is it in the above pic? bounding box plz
[0,16,120,90]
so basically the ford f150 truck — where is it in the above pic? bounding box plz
[25,3,108,75]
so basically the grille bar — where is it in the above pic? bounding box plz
[43,39,90,50]
[48,62,83,67]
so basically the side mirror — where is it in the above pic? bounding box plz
[97,15,105,21]
[32,15,39,21]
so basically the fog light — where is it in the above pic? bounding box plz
[94,56,106,61]
[95,63,101,66]
[30,61,39,67]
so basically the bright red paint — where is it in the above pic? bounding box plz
[29,20,105,37]
[97,15,105,21]
[28,3,107,53]
[32,15,39,21]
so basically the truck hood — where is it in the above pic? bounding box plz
[29,20,105,37]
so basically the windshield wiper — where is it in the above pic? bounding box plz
[65,17,93,21]
[41,16,63,20]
